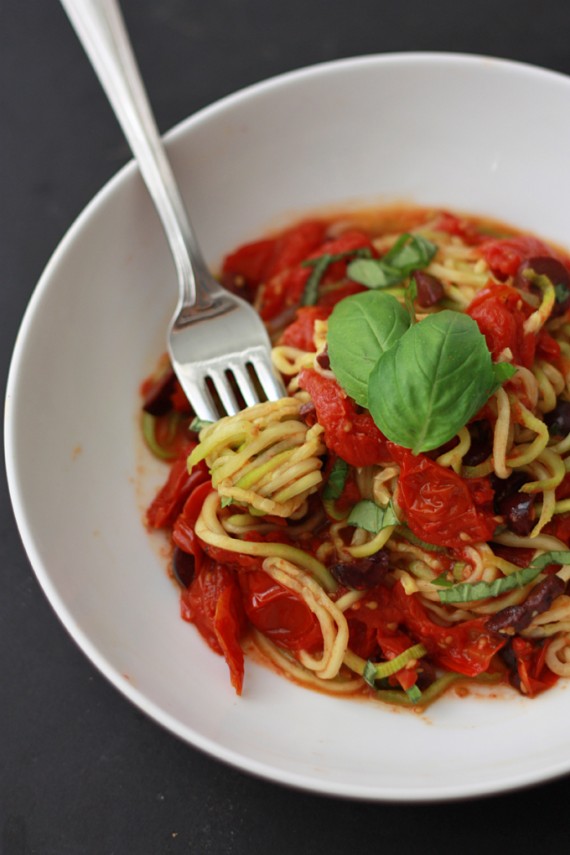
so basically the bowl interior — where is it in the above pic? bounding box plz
[7,53,570,800]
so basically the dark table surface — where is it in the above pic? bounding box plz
[3,1,570,853]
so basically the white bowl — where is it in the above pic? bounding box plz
[6,53,570,801]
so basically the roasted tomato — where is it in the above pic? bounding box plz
[389,444,497,550]
[181,557,246,695]
[239,569,323,652]
[299,369,389,466]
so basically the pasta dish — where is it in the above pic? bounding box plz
[141,207,570,708]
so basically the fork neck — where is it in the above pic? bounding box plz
[60,0,223,311]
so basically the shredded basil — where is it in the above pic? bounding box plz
[436,550,570,603]
[190,416,213,433]
[347,499,399,533]
[301,247,372,306]
[405,684,423,704]
[528,550,570,571]
[323,457,349,501]
[347,233,437,289]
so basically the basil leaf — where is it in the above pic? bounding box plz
[363,660,378,688]
[301,247,372,306]
[368,311,502,453]
[528,550,570,571]
[327,291,411,406]
[323,457,349,501]
[190,416,213,432]
[437,563,542,604]
[220,496,234,508]
[438,550,570,604]
[347,234,437,289]
[405,684,423,704]
[492,362,517,385]
[347,499,399,533]
[555,281,570,304]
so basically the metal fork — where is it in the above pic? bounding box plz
[60,0,285,420]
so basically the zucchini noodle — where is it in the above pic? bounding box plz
[144,205,570,709]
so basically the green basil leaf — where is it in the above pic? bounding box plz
[301,255,330,306]
[347,234,437,289]
[301,247,372,306]
[492,362,517,386]
[347,499,399,533]
[438,550,570,604]
[220,496,234,508]
[437,563,542,604]
[190,416,213,432]
[327,291,411,406]
[323,457,349,501]
[555,281,570,304]
[368,311,500,453]
[528,550,570,571]
[363,660,378,688]
[405,684,423,704]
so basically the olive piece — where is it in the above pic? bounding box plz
[171,547,195,589]
[329,551,389,590]
[412,270,444,307]
[142,367,176,416]
[490,471,530,513]
[498,492,535,536]
[463,420,493,466]
[515,256,570,316]
[544,400,570,437]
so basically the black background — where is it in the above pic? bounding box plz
[3,1,570,853]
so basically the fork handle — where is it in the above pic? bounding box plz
[60,0,221,310]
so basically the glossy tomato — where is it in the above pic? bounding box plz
[181,556,246,694]
[466,282,535,367]
[239,569,323,652]
[389,444,497,550]
[298,369,389,467]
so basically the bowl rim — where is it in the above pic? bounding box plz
[6,50,570,801]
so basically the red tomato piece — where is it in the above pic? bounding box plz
[298,369,390,466]
[510,637,558,697]
[306,229,376,284]
[391,583,505,677]
[146,456,209,530]
[389,444,497,550]
[239,569,323,652]
[172,480,214,556]
[259,267,311,321]
[466,282,535,368]
[222,238,277,286]
[432,211,486,245]
[280,305,332,352]
[346,582,505,678]
[480,235,557,279]
[318,281,367,307]
[265,220,327,279]
[181,557,246,694]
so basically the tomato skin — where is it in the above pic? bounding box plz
[146,455,209,530]
[181,556,246,694]
[346,582,505,678]
[239,569,323,652]
[391,583,505,677]
[298,369,390,466]
[480,235,557,279]
[467,282,535,367]
[510,637,558,697]
[172,480,214,556]
[281,306,332,352]
[389,444,497,550]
